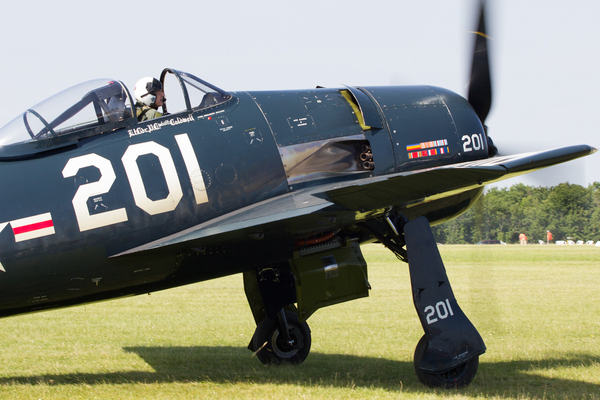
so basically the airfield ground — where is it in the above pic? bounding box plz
[0,244,598,399]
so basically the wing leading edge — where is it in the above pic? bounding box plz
[319,144,597,211]
[113,144,595,257]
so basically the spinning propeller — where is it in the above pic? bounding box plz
[467,1,498,156]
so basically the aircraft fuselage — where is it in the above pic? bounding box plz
[0,83,487,318]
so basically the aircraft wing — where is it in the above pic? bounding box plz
[318,144,597,211]
[112,185,335,257]
[112,144,595,257]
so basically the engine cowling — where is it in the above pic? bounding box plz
[359,85,489,173]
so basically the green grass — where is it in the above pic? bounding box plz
[0,244,599,399]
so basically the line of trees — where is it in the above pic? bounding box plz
[431,182,600,244]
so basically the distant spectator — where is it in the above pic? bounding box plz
[519,233,528,245]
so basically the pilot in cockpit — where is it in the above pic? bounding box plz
[134,77,166,122]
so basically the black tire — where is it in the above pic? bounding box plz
[252,310,311,365]
[413,335,479,388]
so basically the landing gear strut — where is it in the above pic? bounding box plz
[364,215,486,388]
[405,216,485,388]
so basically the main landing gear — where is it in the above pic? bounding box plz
[243,240,369,367]
[405,216,485,388]
[242,218,484,388]
[363,215,486,388]
[243,264,312,365]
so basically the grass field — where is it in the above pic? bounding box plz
[0,244,599,399]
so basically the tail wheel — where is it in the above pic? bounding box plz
[413,335,479,388]
[252,310,311,365]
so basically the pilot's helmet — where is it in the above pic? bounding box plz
[134,77,162,107]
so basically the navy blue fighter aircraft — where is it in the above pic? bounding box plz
[0,3,595,389]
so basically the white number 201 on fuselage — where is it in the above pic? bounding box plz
[461,133,485,153]
[62,133,208,232]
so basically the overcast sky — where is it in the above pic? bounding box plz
[1,0,597,188]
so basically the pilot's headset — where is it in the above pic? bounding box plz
[134,77,162,107]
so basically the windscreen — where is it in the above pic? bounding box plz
[160,69,231,115]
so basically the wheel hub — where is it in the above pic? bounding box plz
[271,325,304,358]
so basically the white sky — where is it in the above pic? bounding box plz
[1,0,598,187]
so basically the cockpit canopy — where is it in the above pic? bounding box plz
[0,79,133,148]
[0,69,232,158]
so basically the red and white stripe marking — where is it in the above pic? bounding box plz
[10,212,55,242]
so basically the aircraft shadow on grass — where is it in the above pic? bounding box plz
[0,346,598,397]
